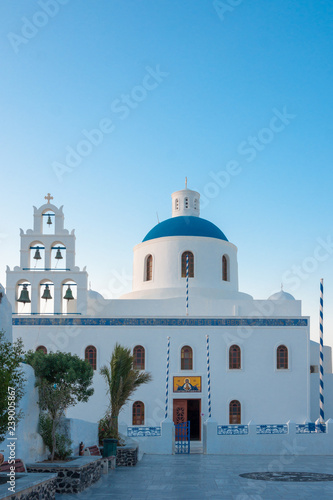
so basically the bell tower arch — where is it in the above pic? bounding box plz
[6,195,88,315]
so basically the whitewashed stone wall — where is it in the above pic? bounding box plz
[204,419,333,455]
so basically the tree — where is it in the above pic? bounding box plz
[100,343,152,440]
[26,350,94,460]
[39,414,72,461]
[0,330,25,443]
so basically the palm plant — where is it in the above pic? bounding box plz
[100,343,152,440]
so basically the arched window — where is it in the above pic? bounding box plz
[42,210,55,234]
[16,280,32,315]
[184,197,189,209]
[229,400,241,424]
[222,255,229,282]
[61,280,77,314]
[36,345,47,354]
[39,280,54,315]
[277,345,288,369]
[181,251,194,278]
[145,255,153,281]
[132,401,144,425]
[85,345,97,370]
[229,345,241,369]
[175,198,179,210]
[133,345,145,370]
[181,346,193,370]
[30,242,45,269]
[51,242,67,270]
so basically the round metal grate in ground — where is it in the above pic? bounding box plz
[240,472,333,482]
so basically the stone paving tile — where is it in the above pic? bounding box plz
[55,454,333,500]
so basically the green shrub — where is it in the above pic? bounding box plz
[0,330,25,443]
[39,414,53,451]
[100,343,151,442]
[39,414,72,460]
[98,415,117,445]
[26,350,93,461]
[56,433,73,461]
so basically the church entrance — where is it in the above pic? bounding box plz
[173,399,201,441]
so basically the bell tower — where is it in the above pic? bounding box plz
[6,194,88,315]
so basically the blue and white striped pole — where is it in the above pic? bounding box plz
[206,335,212,418]
[165,336,171,419]
[186,253,189,316]
[319,279,325,431]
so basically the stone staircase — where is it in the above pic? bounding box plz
[190,441,203,454]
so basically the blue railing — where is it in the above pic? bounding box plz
[216,423,327,436]
[175,421,190,454]
[217,425,248,435]
[296,423,326,434]
[12,312,82,315]
[127,427,161,437]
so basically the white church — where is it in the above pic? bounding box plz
[3,186,333,455]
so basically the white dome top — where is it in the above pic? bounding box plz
[268,290,295,301]
[88,289,105,301]
[171,188,200,217]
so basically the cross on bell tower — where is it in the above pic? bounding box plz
[45,193,54,204]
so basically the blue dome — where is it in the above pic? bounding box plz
[143,216,228,242]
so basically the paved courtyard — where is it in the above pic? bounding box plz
[55,454,333,500]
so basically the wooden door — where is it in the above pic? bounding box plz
[173,399,187,424]
[173,399,188,441]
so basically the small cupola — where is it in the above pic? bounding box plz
[171,178,200,218]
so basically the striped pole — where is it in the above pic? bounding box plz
[319,279,324,431]
[206,335,212,418]
[164,336,171,419]
[186,253,189,316]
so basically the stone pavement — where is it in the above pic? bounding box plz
[55,454,333,500]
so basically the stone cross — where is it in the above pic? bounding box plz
[45,193,53,204]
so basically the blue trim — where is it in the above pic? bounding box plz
[256,424,288,435]
[217,425,248,435]
[22,268,71,271]
[143,216,228,242]
[296,423,326,434]
[12,317,308,327]
[12,313,81,316]
[218,424,326,436]
[127,426,161,437]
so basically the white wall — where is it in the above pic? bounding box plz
[59,418,98,455]
[204,419,333,455]
[0,364,48,463]
[0,283,12,342]
[310,340,332,373]
[120,419,174,456]
[310,373,333,422]
[13,323,311,427]
[129,236,241,299]
[86,296,302,318]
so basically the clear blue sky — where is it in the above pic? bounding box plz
[1,0,333,347]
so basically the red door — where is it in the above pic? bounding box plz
[173,400,187,440]
[173,399,187,424]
